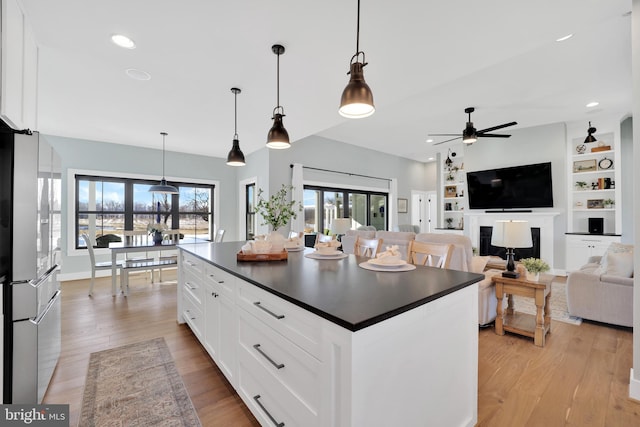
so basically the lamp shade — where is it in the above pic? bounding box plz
[266,113,290,149]
[331,218,352,235]
[226,138,245,166]
[339,62,375,119]
[149,178,179,194]
[491,220,532,248]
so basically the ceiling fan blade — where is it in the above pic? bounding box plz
[477,133,511,138]
[428,133,461,137]
[477,121,517,134]
[433,136,462,145]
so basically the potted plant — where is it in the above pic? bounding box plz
[255,184,303,251]
[603,198,615,208]
[520,257,550,281]
[575,181,588,190]
[147,222,167,245]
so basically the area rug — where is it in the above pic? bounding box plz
[511,281,582,325]
[79,337,201,427]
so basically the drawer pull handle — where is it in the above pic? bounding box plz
[211,292,219,298]
[208,274,224,284]
[253,395,285,427]
[253,344,285,369]
[253,302,285,319]
[185,310,196,320]
[186,260,196,267]
[185,282,197,290]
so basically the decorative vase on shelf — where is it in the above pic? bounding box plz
[266,229,285,253]
[526,271,540,282]
[153,231,163,245]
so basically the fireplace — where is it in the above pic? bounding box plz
[479,226,541,260]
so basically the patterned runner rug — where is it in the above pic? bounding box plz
[79,337,201,426]
[512,281,582,325]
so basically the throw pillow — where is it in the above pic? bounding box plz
[599,242,633,274]
[470,256,490,273]
[603,250,634,278]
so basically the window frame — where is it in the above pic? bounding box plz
[67,168,219,256]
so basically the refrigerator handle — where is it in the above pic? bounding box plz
[29,264,59,288]
[31,289,61,325]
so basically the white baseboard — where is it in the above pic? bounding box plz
[629,369,640,401]
[58,270,112,282]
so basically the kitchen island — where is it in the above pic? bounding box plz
[177,241,483,427]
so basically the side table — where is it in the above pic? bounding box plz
[492,274,552,347]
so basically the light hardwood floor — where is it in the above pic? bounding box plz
[44,272,640,426]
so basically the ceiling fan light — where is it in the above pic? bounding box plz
[339,62,375,118]
[226,138,245,166]
[462,125,477,144]
[266,113,290,149]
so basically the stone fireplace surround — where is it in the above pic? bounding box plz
[465,211,561,271]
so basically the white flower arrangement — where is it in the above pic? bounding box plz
[147,222,167,235]
[520,257,550,274]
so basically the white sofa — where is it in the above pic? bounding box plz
[566,244,634,327]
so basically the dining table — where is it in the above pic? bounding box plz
[108,241,177,295]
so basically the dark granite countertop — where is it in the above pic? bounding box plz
[178,241,483,332]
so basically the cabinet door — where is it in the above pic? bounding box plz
[204,282,221,360]
[21,20,38,129]
[217,294,236,384]
[1,0,25,128]
[565,239,591,272]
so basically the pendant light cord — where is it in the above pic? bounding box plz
[234,90,238,138]
[161,132,167,178]
[356,0,360,54]
[276,51,280,109]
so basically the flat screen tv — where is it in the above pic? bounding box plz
[466,162,553,210]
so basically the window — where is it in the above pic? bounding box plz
[303,185,388,232]
[75,175,214,248]
[246,183,256,240]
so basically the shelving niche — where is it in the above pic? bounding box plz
[441,152,466,231]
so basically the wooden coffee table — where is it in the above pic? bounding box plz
[492,274,552,347]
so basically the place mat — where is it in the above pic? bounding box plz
[305,252,349,260]
[79,337,201,427]
[359,262,416,272]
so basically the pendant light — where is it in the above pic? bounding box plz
[444,149,455,168]
[266,44,290,149]
[584,121,597,143]
[149,132,179,194]
[226,87,246,166]
[339,0,375,119]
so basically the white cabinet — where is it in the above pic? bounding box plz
[203,264,236,384]
[0,0,38,130]
[565,234,620,272]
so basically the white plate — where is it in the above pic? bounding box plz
[359,262,416,272]
[314,250,342,256]
[285,246,305,252]
[305,252,348,260]
[367,258,407,268]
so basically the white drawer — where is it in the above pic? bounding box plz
[237,280,322,359]
[182,290,203,339]
[181,251,204,277]
[204,264,235,301]
[237,345,320,427]
[238,308,321,413]
[182,268,203,305]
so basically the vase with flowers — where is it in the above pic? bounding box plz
[255,184,303,252]
[520,257,550,281]
[147,222,167,245]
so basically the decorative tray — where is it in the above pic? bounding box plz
[237,250,288,262]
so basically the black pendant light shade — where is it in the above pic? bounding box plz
[266,44,290,149]
[149,132,179,194]
[462,124,477,144]
[444,149,455,168]
[227,87,246,166]
[584,121,597,143]
[339,0,375,119]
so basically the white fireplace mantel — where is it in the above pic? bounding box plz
[465,211,562,270]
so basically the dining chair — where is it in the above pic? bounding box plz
[82,233,124,296]
[406,240,453,268]
[157,230,180,282]
[315,233,335,245]
[215,229,226,242]
[354,236,383,258]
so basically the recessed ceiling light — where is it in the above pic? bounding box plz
[125,68,151,81]
[111,34,136,49]
[427,157,434,161]
[426,138,433,143]
[555,34,573,42]
[586,101,599,108]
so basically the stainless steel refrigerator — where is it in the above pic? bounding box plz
[0,123,62,403]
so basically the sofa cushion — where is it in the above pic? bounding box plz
[598,243,634,277]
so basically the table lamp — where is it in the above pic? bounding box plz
[491,220,532,279]
[330,218,352,241]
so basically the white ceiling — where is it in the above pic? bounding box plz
[21,0,632,163]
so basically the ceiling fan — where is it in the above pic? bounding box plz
[430,107,517,145]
